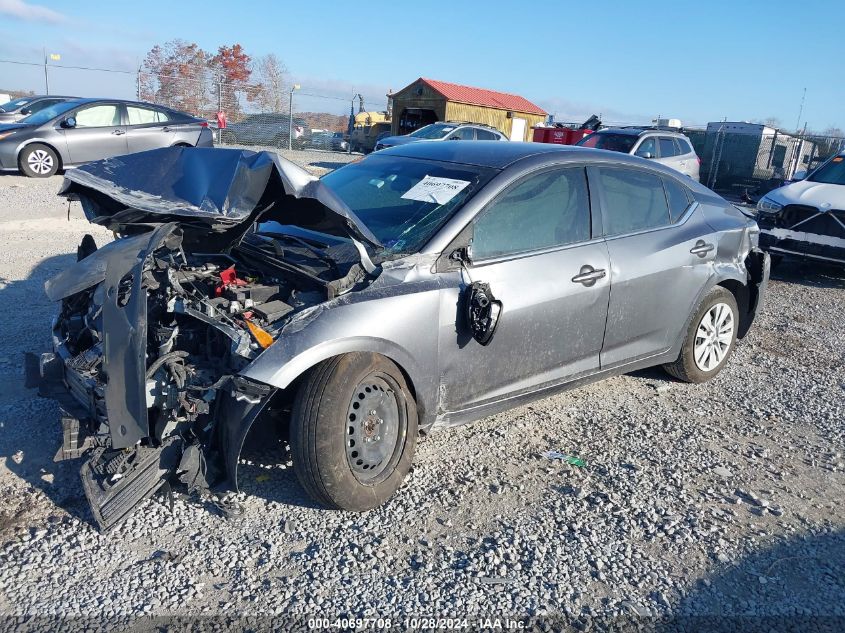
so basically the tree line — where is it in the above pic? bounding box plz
[139,40,288,120]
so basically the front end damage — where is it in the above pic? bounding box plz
[36,147,381,531]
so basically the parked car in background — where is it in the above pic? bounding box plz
[577,128,701,181]
[0,98,213,177]
[756,152,845,266]
[36,142,768,528]
[375,121,507,151]
[0,95,76,123]
[225,113,311,149]
[310,131,349,152]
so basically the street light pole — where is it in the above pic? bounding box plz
[43,48,49,95]
[288,84,300,151]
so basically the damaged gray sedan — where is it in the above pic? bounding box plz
[34,142,769,531]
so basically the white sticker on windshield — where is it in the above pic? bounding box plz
[401,175,471,205]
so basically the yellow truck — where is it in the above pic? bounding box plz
[350,111,391,153]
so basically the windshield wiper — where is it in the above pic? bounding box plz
[254,231,340,275]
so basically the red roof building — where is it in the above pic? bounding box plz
[389,77,547,141]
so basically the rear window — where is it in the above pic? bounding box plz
[577,132,638,154]
[675,137,693,155]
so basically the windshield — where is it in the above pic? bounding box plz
[576,131,639,153]
[808,155,845,185]
[20,100,80,125]
[409,123,455,140]
[319,154,496,254]
[0,96,34,112]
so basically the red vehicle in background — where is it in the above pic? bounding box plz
[533,115,601,145]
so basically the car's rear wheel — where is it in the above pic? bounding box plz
[290,352,418,511]
[19,144,59,178]
[663,286,739,383]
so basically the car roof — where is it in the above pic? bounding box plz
[378,140,629,169]
[598,127,688,138]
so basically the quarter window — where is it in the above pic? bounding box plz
[597,168,671,235]
[472,168,591,259]
[127,106,170,125]
[475,129,498,141]
[658,137,678,158]
[74,104,120,127]
[663,178,692,222]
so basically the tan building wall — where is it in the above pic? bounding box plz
[444,102,545,141]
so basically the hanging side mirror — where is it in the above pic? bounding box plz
[62,116,77,129]
[465,281,502,346]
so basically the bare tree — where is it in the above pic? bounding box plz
[251,53,288,113]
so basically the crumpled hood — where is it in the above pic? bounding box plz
[59,146,381,247]
[767,179,845,210]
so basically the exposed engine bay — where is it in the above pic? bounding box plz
[34,147,381,531]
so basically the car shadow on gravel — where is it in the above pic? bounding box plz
[663,529,845,631]
[0,252,97,527]
[771,260,845,289]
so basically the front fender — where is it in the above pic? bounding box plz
[238,286,442,429]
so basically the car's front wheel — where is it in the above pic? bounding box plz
[663,286,739,383]
[290,352,418,511]
[19,144,59,177]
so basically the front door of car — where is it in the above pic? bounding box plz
[437,166,611,413]
[124,105,175,153]
[64,103,127,164]
[592,166,715,367]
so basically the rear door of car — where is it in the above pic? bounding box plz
[64,102,128,164]
[591,166,714,367]
[438,165,611,412]
[674,136,700,181]
[124,104,180,152]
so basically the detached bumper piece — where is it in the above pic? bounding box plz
[81,439,182,533]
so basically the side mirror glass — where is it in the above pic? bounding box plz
[20,107,31,115]
[62,116,77,129]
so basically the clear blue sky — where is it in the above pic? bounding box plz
[0,0,842,130]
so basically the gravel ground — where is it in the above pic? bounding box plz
[0,151,843,628]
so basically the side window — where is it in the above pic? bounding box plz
[472,168,591,260]
[658,137,678,158]
[451,127,475,140]
[476,129,498,141]
[663,178,692,222]
[74,104,120,127]
[635,137,657,158]
[674,138,691,156]
[127,106,169,125]
[597,168,671,236]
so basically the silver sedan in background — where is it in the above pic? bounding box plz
[0,98,213,177]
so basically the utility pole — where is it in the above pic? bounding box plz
[795,87,806,132]
[288,84,300,151]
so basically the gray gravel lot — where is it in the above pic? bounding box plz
[0,149,843,626]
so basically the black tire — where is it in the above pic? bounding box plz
[290,352,418,511]
[663,286,739,383]
[19,143,59,178]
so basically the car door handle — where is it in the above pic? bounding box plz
[111,129,125,136]
[571,265,606,286]
[690,240,715,257]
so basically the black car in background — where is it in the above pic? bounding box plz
[224,113,312,149]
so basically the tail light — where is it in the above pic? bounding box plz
[199,121,209,127]
[697,157,701,165]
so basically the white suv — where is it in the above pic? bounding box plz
[577,128,701,181]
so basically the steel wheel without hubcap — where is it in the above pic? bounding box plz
[693,302,734,372]
[346,375,404,483]
[27,149,54,175]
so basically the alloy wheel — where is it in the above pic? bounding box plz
[27,149,54,175]
[693,302,734,372]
